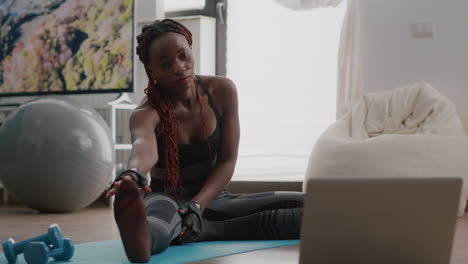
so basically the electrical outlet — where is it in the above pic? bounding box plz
[410,19,435,38]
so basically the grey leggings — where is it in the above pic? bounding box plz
[144,191,304,254]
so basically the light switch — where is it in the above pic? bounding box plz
[410,19,435,38]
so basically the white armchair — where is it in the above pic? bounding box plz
[305,83,468,217]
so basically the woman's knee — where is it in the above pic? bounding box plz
[147,215,181,254]
[144,193,182,254]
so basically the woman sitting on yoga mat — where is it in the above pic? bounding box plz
[106,18,303,263]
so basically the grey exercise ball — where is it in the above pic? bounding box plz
[0,97,114,212]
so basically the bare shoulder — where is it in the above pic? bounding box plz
[198,75,238,113]
[130,97,160,128]
[199,75,236,93]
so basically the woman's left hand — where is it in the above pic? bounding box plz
[178,201,203,243]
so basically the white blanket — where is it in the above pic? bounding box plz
[351,83,465,138]
[305,83,468,216]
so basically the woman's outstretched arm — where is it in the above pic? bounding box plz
[126,106,160,173]
[107,104,159,197]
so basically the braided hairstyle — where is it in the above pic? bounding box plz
[136,19,212,195]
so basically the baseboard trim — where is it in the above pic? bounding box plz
[0,181,304,209]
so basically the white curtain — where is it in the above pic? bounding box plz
[275,0,364,120]
[336,0,363,119]
[273,0,343,10]
[228,1,345,181]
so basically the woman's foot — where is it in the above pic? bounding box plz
[112,176,151,263]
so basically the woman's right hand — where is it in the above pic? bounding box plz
[105,175,152,198]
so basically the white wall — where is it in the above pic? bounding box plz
[360,0,468,113]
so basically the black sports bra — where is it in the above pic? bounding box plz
[155,76,221,168]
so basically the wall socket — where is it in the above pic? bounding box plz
[410,19,435,38]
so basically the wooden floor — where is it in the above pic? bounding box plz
[0,205,120,246]
[1,205,467,264]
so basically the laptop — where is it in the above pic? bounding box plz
[299,177,461,264]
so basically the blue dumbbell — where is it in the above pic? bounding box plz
[2,224,64,263]
[24,239,74,264]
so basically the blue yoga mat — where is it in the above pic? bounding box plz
[1,239,300,264]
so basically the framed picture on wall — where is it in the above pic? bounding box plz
[0,0,134,97]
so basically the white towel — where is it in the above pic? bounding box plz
[350,83,465,138]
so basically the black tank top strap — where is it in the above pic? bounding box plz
[196,76,221,121]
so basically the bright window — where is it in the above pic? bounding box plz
[227,0,346,181]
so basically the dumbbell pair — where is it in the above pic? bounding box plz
[23,239,74,264]
[2,224,74,264]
